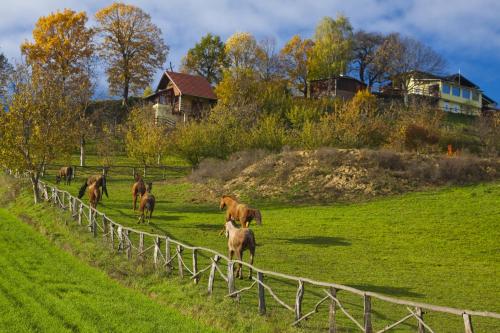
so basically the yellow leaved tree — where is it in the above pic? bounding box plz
[0,64,77,203]
[21,9,95,166]
[95,3,168,106]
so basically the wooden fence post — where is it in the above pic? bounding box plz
[117,226,123,252]
[416,307,424,333]
[258,272,266,315]
[295,280,304,321]
[463,314,474,333]
[177,245,184,278]
[92,211,97,238]
[208,255,219,295]
[102,215,107,239]
[126,230,131,260]
[364,294,373,333]
[138,233,144,261]
[110,222,115,249]
[227,261,235,296]
[192,249,199,284]
[78,203,83,226]
[329,287,337,333]
[61,191,65,209]
[154,237,161,269]
[165,238,172,274]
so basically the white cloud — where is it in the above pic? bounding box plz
[0,0,498,97]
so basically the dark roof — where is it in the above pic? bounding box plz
[482,94,497,106]
[159,71,217,100]
[407,71,481,89]
[310,75,366,86]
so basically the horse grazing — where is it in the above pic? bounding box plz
[138,183,155,224]
[225,221,256,279]
[132,174,146,211]
[88,182,101,209]
[56,166,73,185]
[78,175,108,199]
[220,195,262,228]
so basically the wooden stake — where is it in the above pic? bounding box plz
[192,249,199,284]
[177,245,184,278]
[154,237,160,268]
[208,255,219,295]
[364,294,373,333]
[463,313,474,333]
[165,238,172,274]
[295,280,304,321]
[258,272,266,315]
[227,261,235,296]
[329,287,337,333]
[126,230,131,260]
[416,307,424,333]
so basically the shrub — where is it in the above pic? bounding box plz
[437,156,497,183]
[403,124,439,151]
[245,114,287,151]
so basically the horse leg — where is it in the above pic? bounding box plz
[133,193,137,211]
[236,251,243,279]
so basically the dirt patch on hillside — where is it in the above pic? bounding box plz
[189,148,500,203]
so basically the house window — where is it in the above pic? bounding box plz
[453,105,460,113]
[442,83,450,94]
[462,88,471,99]
[452,86,460,97]
[472,91,479,101]
[444,102,449,111]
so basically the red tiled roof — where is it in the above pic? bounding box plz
[165,71,217,100]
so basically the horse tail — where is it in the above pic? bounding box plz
[254,209,262,225]
[78,182,87,199]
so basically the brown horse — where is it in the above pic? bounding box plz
[78,175,108,199]
[225,221,255,279]
[55,166,73,185]
[132,174,146,211]
[138,183,155,224]
[88,182,101,209]
[220,195,262,229]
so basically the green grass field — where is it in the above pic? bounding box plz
[0,206,219,333]
[32,160,499,332]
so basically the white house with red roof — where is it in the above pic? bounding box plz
[145,71,217,124]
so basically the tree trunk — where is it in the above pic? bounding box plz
[122,81,129,107]
[30,174,40,204]
[157,153,161,166]
[80,136,85,167]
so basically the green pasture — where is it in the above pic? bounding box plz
[0,206,218,333]
[32,160,500,332]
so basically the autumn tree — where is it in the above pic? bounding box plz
[0,64,76,203]
[351,30,386,87]
[0,52,12,105]
[309,15,353,81]
[380,33,446,103]
[280,35,314,97]
[256,37,282,82]
[225,32,260,70]
[181,33,227,84]
[125,105,169,175]
[21,9,95,166]
[95,3,168,106]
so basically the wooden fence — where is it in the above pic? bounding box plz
[36,180,500,332]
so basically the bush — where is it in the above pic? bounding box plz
[437,156,497,183]
[245,114,287,151]
[403,124,439,151]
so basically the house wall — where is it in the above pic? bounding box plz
[408,77,482,115]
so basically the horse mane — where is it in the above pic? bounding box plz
[78,181,88,198]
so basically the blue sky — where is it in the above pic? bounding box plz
[0,0,498,102]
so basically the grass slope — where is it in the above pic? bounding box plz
[0,207,218,333]
[25,161,500,332]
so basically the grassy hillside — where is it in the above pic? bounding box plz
[0,206,218,333]
[36,161,500,332]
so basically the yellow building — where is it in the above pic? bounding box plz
[403,71,493,116]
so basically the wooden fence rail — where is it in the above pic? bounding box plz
[36,180,500,332]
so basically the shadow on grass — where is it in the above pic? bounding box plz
[348,284,425,298]
[278,236,351,247]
